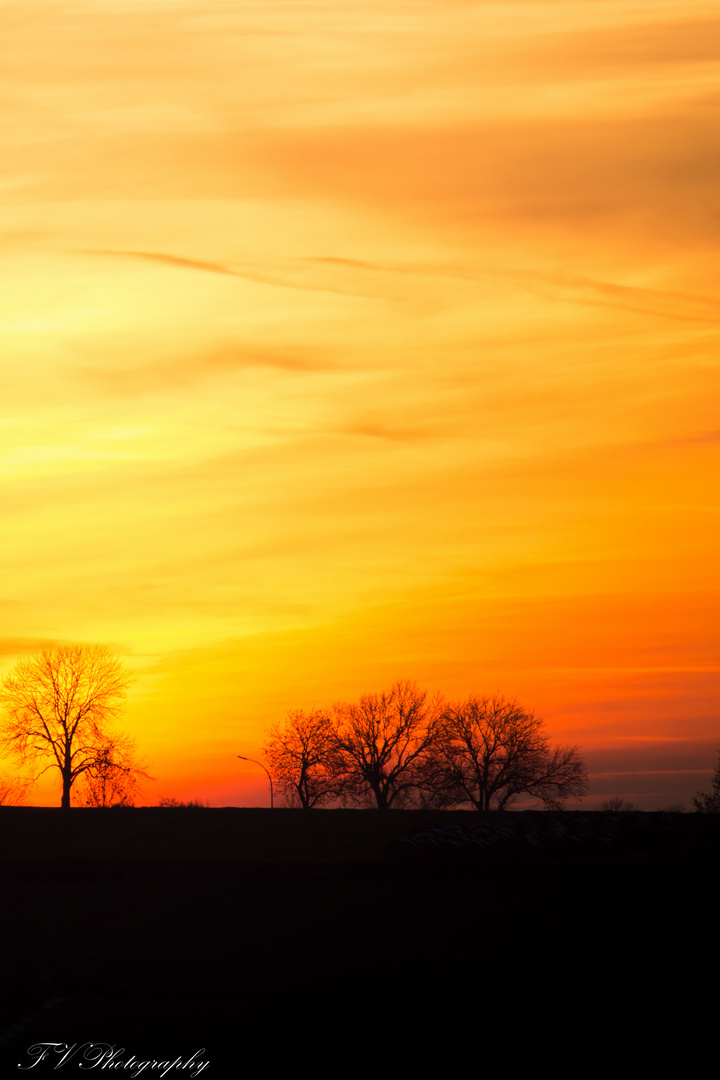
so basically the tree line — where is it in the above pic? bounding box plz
[263,679,589,811]
[2,644,718,812]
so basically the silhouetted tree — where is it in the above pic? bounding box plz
[0,773,28,806]
[263,709,338,809]
[76,733,151,807]
[0,644,137,809]
[692,751,720,812]
[429,696,588,810]
[331,680,443,810]
[158,797,210,807]
[599,797,636,812]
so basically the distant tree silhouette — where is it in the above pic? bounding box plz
[0,644,138,809]
[331,680,444,810]
[263,709,338,809]
[428,696,588,810]
[599,797,636,812]
[0,773,28,806]
[76,733,151,807]
[158,797,210,807]
[692,751,720,812]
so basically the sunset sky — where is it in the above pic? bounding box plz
[2,0,718,808]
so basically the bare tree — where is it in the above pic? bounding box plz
[599,797,636,812]
[331,680,444,810]
[0,644,138,809]
[692,751,720,812]
[158,797,210,808]
[76,733,151,807]
[263,709,338,809]
[430,696,588,811]
[0,773,29,806]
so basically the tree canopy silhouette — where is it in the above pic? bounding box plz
[429,695,588,810]
[331,680,443,810]
[0,644,142,809]
[261,683,588,811]
[76,731,150,807]
[263,709,338,809]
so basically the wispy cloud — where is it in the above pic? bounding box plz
[338,420,437,443]
[517,16,720,80]
[78,248,258,281]
[76,247,402,302]
[85,248,239,277]
[0,638,65,659]
[75,344,337,398]
[512,269,720,326]
[308,255,720,325]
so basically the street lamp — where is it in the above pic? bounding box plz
[237,755,274,809]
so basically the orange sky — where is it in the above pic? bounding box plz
[2,0,718,808]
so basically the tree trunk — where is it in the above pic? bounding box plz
[374,785,389,811]
[61,770,72,809]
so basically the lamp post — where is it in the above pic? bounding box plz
[237,755,274,809]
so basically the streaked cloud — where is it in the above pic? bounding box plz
[79,249,241,279]
[0,638,65,659]
[74,344,338,398]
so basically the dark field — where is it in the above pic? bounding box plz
[2,808,718,1074]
